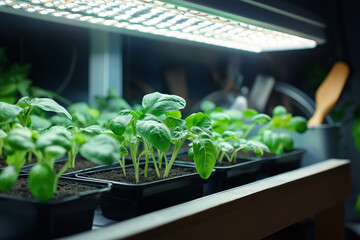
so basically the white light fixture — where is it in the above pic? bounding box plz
[0,0,325,52]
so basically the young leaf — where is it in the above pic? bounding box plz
[353,118,360,151]
[279,133,294,151]
[286,116,307,133]
[165,110,182,119]
[193,138,216,179]
[6,128,35,150]
[0,166,18,192]
[142,92,186,116]
[80,134,121,165]
[272,105,287,117]
[36,129,71,151]
[224,109,243,120]
[80,125,103,135]
[29,98,72,119]
[136,119,171,152]
[200,101,215,112]
[164,116,186,131]
[0,102,22,124]
[356,195,360,220]
[30,115,51,130]
[29,163,56,201]
[218,142,234,153]
[44,145,67,160]
[243,109,258,118]
[185,112,212,136]
[109,112,133,136]
[272,114,292,129]
[252,114,271,124]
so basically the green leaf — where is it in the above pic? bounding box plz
[272,105,287,117]
[185,112,213,136]
[0,102,22,124]
[36,128,71,151]
[171,126,189,140]
[29,163,56,201]
[142,92,186,116]
[224,109,243,120]
[80,125,103,135]
[252,114,271,124]
[28,98,72,119]
[188,147,194,159]
[353,118,360,151]
[286,116,307,133]
[243,109,258,118]
[120,146,128,156]
[80,134,120,165]
[200,101,215,112]
[0,83,17,96]
[356,195,360,220]
[209,112,230,122]
[165,110,182,119]
[16,96,30,108]
[279,133,294,151]
[109,112,133,136]
[218,142,234,153]
[30,115,51,130]
[50,114,72,127]
[0,166,18,192]
[0,129,6,139]
[193,138,216,179]
[6,128,34,150]
[136,119,171,152]
[272,114,292,129]
[44,145,66,160]
[164,116,186,131]
[17,79,31,97]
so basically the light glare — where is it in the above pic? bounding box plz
[1,0,317,52]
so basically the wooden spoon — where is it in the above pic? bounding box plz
[308,61,350,126]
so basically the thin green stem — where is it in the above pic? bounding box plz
[17,115,26,127]
[242,122,256,139]
[163,138,186,178]
[5,123,11,132]
[157,149,163,169]
[117,155,126,176]
[54,160,71,192]
[128,138,139,183]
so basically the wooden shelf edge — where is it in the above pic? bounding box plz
[62,159,351,240]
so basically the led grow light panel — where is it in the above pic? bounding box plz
[0,0,317,52]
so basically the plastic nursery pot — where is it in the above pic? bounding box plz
[0,176,111,240]
[175,155,263,195]
[206,159,263,195]
[76,163,211,221]
[258,148,306,177]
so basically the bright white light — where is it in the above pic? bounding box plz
[2,0,317,52]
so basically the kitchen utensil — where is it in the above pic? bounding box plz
[308,61,350,126]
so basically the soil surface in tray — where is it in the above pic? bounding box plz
[54,157,99,173]
[83,166,197,184]
[2,177,98,200]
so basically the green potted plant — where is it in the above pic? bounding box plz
[178,101,307,193]
[76,92,216,221]
[0,97,113,239]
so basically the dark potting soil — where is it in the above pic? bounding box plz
[53,157,99,174]
[83,166,197,184]
[2,177,97,200]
